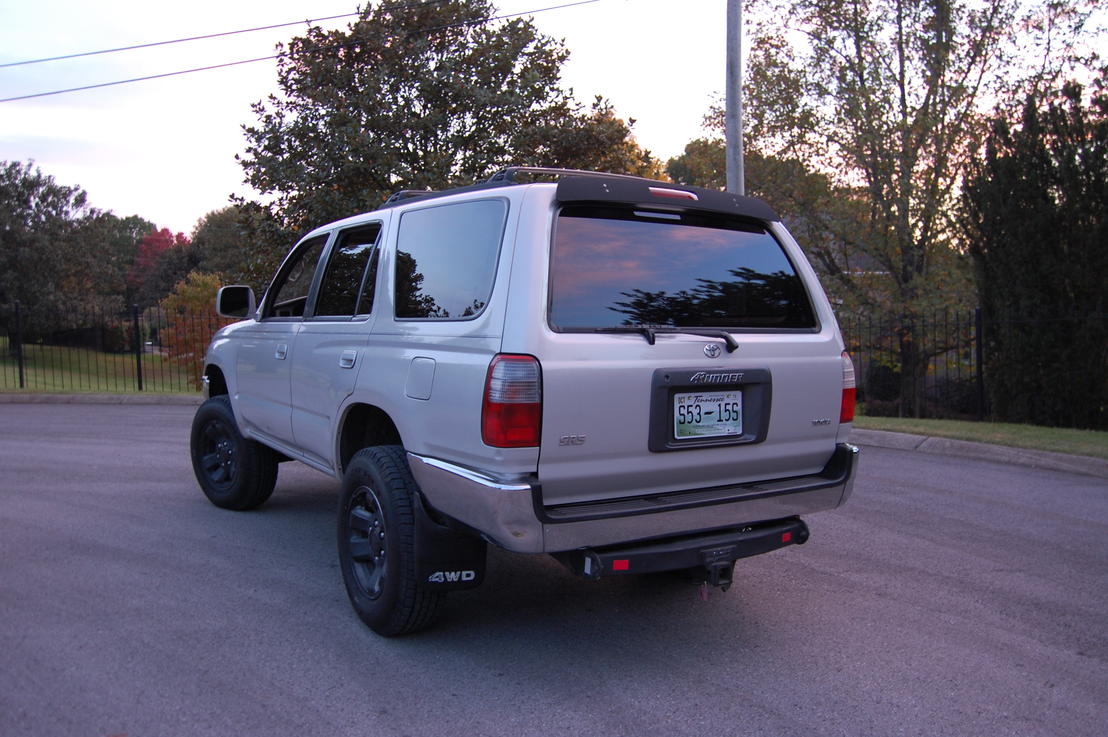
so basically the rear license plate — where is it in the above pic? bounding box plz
[673,391,743,439]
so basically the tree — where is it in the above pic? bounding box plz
[1,161,90,338]
[127,228,194,308]
[734,0,1099,415]
[667,116,879,311]
[667,136,727,191]
[1,161,162,353]
[237,0,659,282]
[190,205,250,281]
[72,211,155,305]
[526,97,663,179]
[962,72,1108,429]
[160,271,231,389]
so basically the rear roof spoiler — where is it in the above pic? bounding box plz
[554,175,779,222]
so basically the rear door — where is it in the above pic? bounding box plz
[290,221,385,468]
[531,195,844,506]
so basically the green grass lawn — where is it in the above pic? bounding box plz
[1,335,199,394]
[854,413,1108,460]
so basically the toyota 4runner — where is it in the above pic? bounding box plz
[190,168,859,636]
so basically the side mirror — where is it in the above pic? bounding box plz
[216,285,257,319]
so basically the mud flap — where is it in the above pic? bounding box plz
[414,495,487,591]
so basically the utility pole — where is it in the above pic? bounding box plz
[725,0,745,195]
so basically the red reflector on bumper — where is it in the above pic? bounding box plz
[612,559,630,571]
[782,532,793,543]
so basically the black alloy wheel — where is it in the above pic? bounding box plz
[344,485,389,600]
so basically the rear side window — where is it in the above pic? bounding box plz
[549,206,816,330]
[394,199,507,320]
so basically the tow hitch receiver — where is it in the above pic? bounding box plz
[701,545,737,590]
[557,517,810,586]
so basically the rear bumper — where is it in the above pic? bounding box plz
[407,443,860,554]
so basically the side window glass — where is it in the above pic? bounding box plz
[315,224,381,318]
[395,200,507,320]
[263,235,327,319]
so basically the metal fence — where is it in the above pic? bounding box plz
[1,302,230,394]
[0,302,996,419]
[837,308,985,420]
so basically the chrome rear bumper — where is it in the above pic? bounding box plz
[407,444,860,554]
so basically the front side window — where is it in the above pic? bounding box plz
[314,224,381,318]
[263,235,327,319]
[394,199,507,320]
[549,206,816,331]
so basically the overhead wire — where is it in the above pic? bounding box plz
[0,12,362,68]
[0,0,602,104]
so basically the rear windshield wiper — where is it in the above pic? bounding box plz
[594,326,738,353]
[595,325,658,345]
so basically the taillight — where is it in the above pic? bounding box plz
[482,354,542,447]
[840,350,856,423]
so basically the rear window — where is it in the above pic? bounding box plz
[549,206,816,331]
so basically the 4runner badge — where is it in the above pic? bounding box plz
[689,371,744,384]
[427,570,476,583]
[703,344,722,358]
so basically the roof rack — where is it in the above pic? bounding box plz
[485,167,657,184]
[380,167,665,209]
[383,189,439,205]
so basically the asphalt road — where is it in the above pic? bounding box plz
[1,404,1105,737]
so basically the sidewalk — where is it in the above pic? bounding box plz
[2,392,1105,479]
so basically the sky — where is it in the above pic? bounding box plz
[0,0,731,234]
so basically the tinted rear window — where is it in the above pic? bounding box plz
[549,207,816,330]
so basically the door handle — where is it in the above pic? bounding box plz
[339,350,357,369]
[275,344,288,360]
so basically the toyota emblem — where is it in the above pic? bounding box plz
[703,343,722,359]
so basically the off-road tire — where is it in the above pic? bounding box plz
[190,395,279,510]
[338,445,442,636]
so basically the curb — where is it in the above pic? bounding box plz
[850,428,1108,480]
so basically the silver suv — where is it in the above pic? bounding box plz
[190,168,859,636]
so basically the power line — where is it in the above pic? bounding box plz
[0,12,360,68]
[0,0,601,104]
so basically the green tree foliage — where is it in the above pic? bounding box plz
[667,136,726,191]
[962,73,1108,429]
[190,205,250,280]
[1,163,157,337]
[0,161,89,328]
[76,212,156,304]
[236,0,658,283]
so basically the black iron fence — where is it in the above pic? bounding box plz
[1,302,230,394]
[3,302,1093,424]
[838,308,986,420]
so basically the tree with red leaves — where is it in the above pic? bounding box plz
[127,227,194,307]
